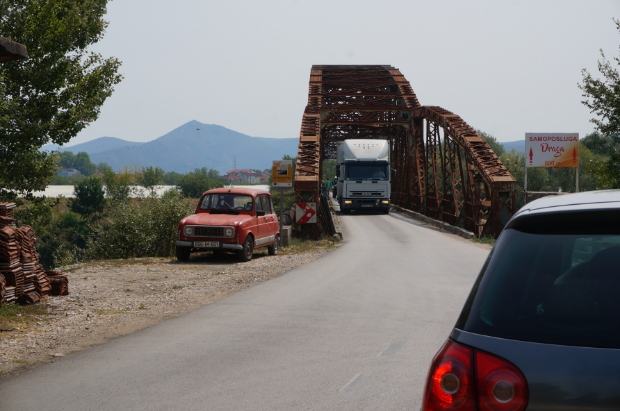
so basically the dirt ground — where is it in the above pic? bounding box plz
[0,244,338,381]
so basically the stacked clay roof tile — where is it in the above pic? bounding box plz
[0,203,67,306]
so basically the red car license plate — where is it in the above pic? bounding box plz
[194,241,220,248]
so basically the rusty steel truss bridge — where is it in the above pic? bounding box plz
[293,65,516,238]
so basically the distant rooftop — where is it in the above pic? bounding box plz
[0,37,28,63]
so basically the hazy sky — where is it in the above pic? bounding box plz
[71,0,620,146]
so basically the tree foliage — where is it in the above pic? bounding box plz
[176,168,223,198]
[477,130,505,157]
[58,151,96,176]
[322,159,337,183]
[579,18,620,187]
[87,192,193,259]
[162,171,183,185]
[579,18,620,137]
[141,165,165,193]
[581,131,617,156]
[101,164,140,203]
[0,0,122,198]
[71,176,105,216]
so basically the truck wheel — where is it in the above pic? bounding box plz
[238,236,254,262]
[268,235,279,255]
[176,246,191,262]
[342,209,350,215]
[383,209,390,215]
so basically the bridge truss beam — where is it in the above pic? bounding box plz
[294,65,516,238]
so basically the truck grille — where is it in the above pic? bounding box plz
[194,227,225,237]
[351,192,382,196]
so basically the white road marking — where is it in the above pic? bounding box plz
[377,338,407,357]
[339,373,372,393]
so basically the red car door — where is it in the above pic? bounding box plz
[266,195,279,236]
[255,195,272,247]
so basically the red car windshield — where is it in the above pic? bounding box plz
[199,194,253,211]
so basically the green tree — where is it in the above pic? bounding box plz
[101,164,139,203]
[58,151,96,176]
[58,151,76,169]
[141,165,165,193]
[477,130,505,157]
[0,0,122,198]
[74,152,96,176]
[162,171,183,185]
[177,168,223,198]
[322,159,337,183]
[581,131,617,156]
[579,18,620,188]
[579,18,620,137]
[71,176,105,216]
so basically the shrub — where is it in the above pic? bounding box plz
[71,176,105,215]
[141,165,165,193]
[177,169,223,198]
[102,164,140,204]
[270,189,296,214]
[87,194,193,259]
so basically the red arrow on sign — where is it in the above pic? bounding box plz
[296,203,317,224]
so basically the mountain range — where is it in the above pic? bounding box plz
[42,121,299,173]
[501,140,525,153]
[43,121,525,173]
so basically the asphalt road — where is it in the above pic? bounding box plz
[0,209,490,410]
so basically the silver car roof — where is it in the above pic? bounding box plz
[512,190,620,220]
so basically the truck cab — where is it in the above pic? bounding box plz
[336,140,391,214]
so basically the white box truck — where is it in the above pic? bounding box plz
[336,139,392,214]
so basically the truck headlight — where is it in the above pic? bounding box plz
[382,200,389,204]
[225,228,233,237]
[184,226,193,236]
[344,200,352,204]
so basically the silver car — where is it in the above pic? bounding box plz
[422,190,620,410]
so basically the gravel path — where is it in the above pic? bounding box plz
[0,247,336,380]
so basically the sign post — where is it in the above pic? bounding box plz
[524,133,579,201]
[272,160,293,237]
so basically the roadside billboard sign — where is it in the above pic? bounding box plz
[295,203,317,224]
[272,160,293,187]
[525,133,579,168]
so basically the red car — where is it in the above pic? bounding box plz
[175,187,280,262]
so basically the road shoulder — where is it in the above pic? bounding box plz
[0,245,338,381]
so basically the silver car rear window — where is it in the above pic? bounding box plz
[457,210,620,349]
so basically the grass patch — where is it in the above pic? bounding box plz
[279,237,340,255]
[95,308,130,315]
[0,303,49,330]
[63,257,173,272]
[10,359,29,364]
[171,285,183,290]
[138,303,146,310]
[471,235,496,246]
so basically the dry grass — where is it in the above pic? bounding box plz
[471,235,496,246]
[0,303,50,330]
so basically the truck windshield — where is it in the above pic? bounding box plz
[345,163,388,181]
[200,194,253,211]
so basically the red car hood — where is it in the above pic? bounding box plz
[181,213,254,227]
